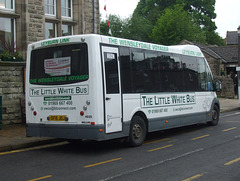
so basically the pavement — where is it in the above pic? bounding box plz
[0,98,239,153]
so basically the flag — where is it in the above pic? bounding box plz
[108,28,112,35]
[104,1,112,36]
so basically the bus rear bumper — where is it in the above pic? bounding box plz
[26,123,106,141]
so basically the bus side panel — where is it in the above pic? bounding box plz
[122,92,217,133]
[148,112,207,132]
[122,94,142,123]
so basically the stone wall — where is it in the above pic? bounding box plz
[204,53,220,76]
[214,76,235,98]
[0,62,26,125]
[27,0,44,44]
[84,0,100,34]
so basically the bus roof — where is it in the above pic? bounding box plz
[28,34,204,58]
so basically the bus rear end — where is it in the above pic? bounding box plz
[26,35,104,140]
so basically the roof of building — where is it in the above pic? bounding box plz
[209,46,238,63]
[226,31,238,45]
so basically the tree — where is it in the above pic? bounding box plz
[206,31,225,46]
[151,5,206,45]
[100,14,153,42]
[133,0,176,24]
[133,0,224,45]
[134,0,216,28]
[178,0,217,31]
[100,15,125,37]
[124,15,153,42]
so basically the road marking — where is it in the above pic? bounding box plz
[147,144,173,152]
[191,134,209,141]
[0,142,68,156]
[100,149,204,181]
[220,112,240,118]
[27,175,52,181]
[143,138,170,145]
[182,173,203,181]
[224,157,240,166]
[84,158,122,168]
[222,127,237,132]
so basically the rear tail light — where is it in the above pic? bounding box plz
[80,111,84,116]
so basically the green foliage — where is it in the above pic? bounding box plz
[124,15,153,42]
[134,0,216,29]
[0,50,23,62]
[150,5,206,45]
[0,40,23,62]
[178,0,217,31]
[206,31,226,46]
[100,0,225,46]
[100,14,153,42]
[100,14,126,37]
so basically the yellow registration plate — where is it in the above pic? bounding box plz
[49,115,67,121]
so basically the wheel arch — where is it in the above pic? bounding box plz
[132,111,149,132]
[211,97,220,113]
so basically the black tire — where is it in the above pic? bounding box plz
[207,105,219,126]
[128,116,146,147]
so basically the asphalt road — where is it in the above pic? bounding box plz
[1,111,240,181]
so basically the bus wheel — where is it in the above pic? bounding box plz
[128,116,146,147]
[207,105,219,126]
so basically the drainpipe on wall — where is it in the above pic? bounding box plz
[93,0,95,33]
[82,0,85,34]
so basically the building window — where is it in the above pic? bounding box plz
[61,0,72,18]
[45,0,56,16]
[45,22,56,39]
[0,0,14,10]
[0,17,14,53]
[62,24,72,36]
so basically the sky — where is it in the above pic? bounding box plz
[99,0,240,38]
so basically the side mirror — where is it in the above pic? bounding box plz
[215,80,221,92]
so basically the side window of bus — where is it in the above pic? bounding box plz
[104,52,119,94]
[119,47,132,93]
[131,50,146,93]
[198,58,213,91]
[145,52,158,92]
[156,53,183,92]
[168,54,183,92]
[182,55,198,91]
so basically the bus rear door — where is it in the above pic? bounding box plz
[101,46,122,133]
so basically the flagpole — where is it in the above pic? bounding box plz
[104,0,112,36]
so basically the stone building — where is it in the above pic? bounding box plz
[0,0,100,59]
[0,0,100,125]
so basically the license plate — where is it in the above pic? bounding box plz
[49,115,67,121]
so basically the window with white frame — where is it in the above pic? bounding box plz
[0,17,14,53]
[61,0,72,18]
[0,0,14,10]
[62,24,73,36]
[45,0,56,16]
[45,22,56,39]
